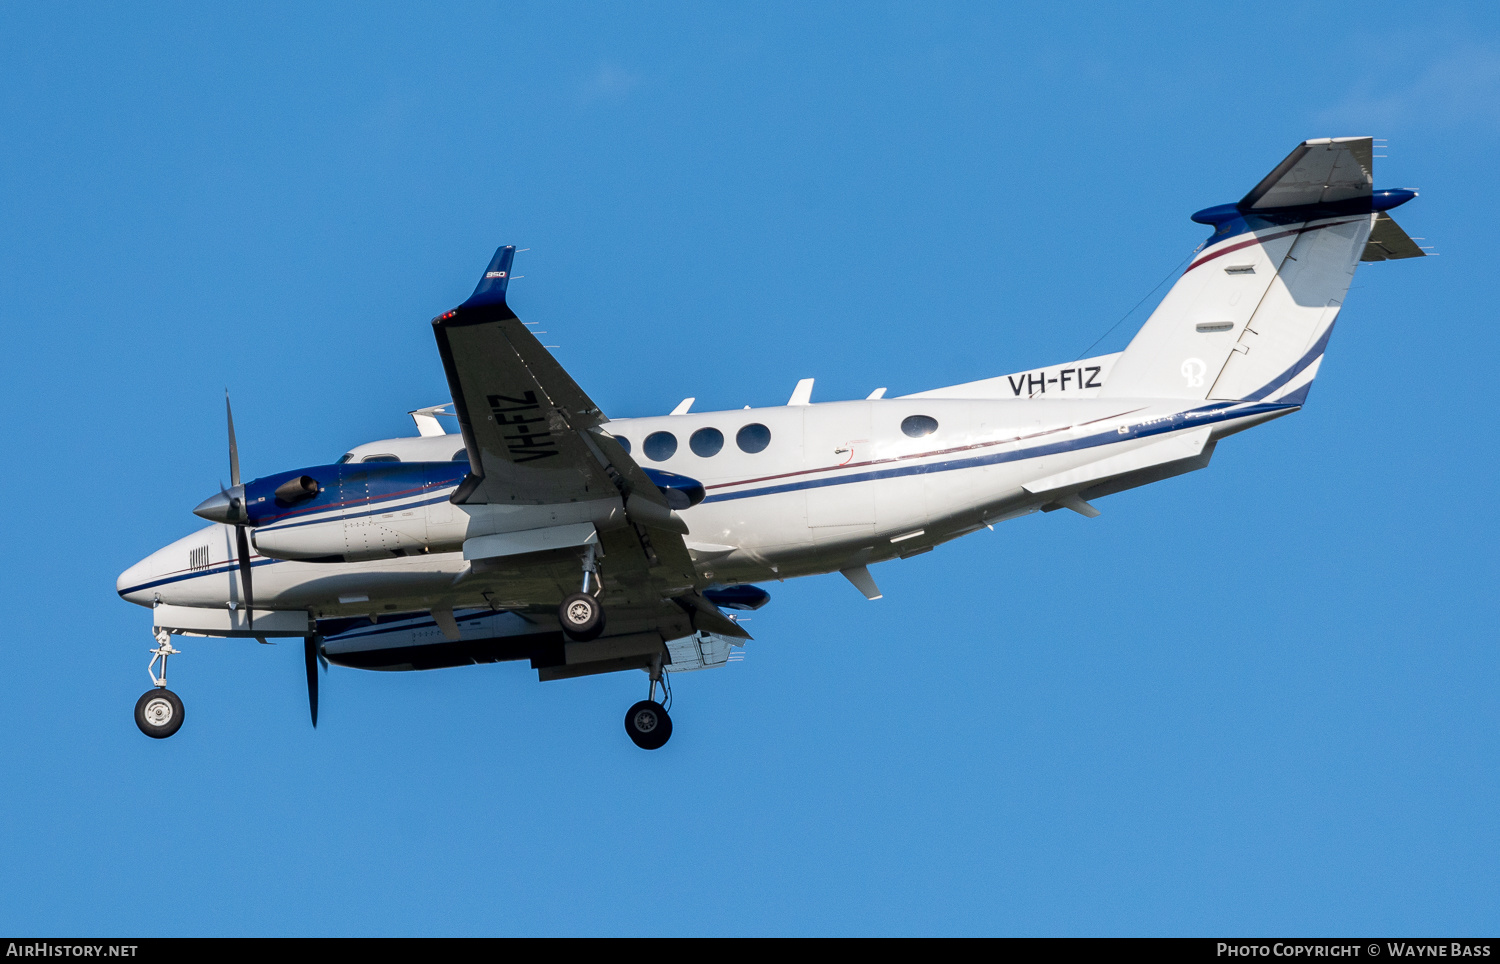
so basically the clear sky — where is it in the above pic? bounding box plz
[1,2,1496,936]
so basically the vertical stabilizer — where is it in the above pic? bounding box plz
[1099,138,1416,404]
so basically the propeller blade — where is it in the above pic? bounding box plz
[234,524,254,628]
[226,391,241,488]
[304,636,320,728]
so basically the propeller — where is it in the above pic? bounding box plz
[196,394,326,729]
[226,393,256,628]
[305,635,320,727]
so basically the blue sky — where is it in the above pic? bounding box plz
[1,2,1496,936]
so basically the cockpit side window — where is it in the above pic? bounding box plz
[361,454,400,463]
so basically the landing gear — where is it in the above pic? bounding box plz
[624,656,672,750]
[625,700,672,749]
[559,592,604,640]
[135,689,184,739]
[136,628,185,739]
[559,543,606,641]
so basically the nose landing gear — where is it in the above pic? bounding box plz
[135,628,185,739]
[624,656,672,750]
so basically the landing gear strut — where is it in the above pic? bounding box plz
[624,655,672,750]
[135,628,185,739]
[559,543,605,641]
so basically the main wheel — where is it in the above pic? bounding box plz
[559,592,605,641]
[134,688,185,739]
[624,699,672,750]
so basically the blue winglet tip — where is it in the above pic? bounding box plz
[460,245,516,309]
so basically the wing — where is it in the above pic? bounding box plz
[432,246,615,505]
[432,247,685,512]
[1240,136,1374,210]
[433,247,727,643]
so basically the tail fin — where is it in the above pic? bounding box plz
[1100,137,1422,403]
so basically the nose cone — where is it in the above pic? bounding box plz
[194,485,246,524]
[117,555,155,606]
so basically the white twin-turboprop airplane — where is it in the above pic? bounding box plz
[118,137,1425,748]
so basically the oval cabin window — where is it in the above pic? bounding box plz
[901,415,938,438]
[690,427,724,457]
[643,431,678,461]
[736,423,771,454]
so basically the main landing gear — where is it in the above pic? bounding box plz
[135,628,185,739]
[624,656,672,750]
[558,543,605,641]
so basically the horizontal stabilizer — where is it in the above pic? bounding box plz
[1362,213,1427,261]
[1242,137,1373,209]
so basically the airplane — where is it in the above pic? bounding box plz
[117,136,1425,749]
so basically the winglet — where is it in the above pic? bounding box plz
[459,246,516,309]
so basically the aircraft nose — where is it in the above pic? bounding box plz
[116,555,155,606]
[193,485,246,524]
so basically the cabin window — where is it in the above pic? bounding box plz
[643,431,678,461]
[901,415,938,438]
[362,454,400,463]
[690,427,724,457]
[452,450,469,461]
[615,436,632,454]
[736,423,771,453]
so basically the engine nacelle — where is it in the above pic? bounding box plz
[239,461,703,563]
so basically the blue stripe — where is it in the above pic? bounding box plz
[702,401,1293,504]
[118,557,282,597]
[256,492,456,533]
[1242,322,1337,403]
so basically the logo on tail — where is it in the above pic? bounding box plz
[1181,357,1207,388]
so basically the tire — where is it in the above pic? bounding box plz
[135,688,185,739]
[624,699,672,750]
[559,592,605,641]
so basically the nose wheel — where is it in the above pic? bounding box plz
[135,688,185,739]
[136,628,185,739]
